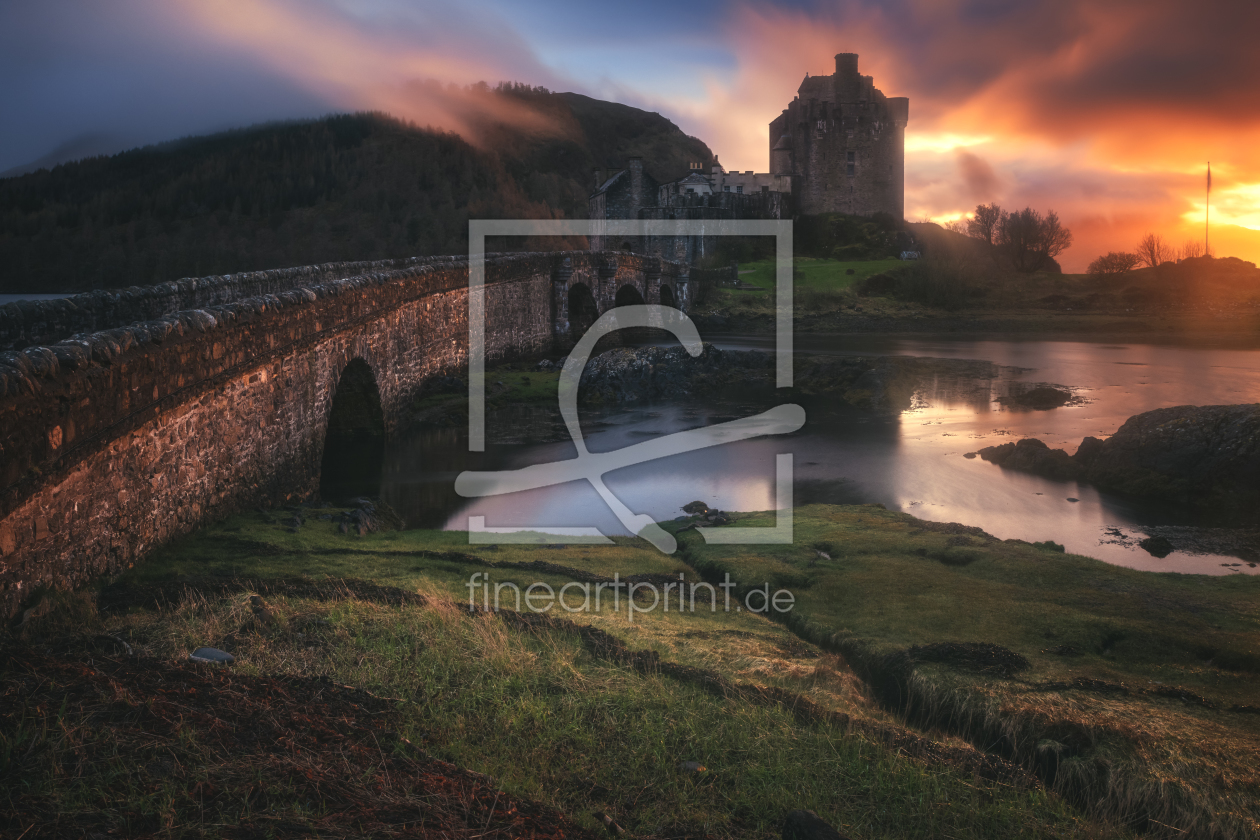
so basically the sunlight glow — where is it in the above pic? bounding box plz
[1182,182,1260,231]
[904,132,994,153]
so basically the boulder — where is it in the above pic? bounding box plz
[1139,535,1175,558]
[1075,405,1260,512]
[977,438,1081,481]
[188,646,234,665]
[783,809,851,840]
[977,404,1260,524]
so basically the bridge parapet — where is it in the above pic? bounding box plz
[0,256,478,352]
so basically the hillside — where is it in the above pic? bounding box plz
[0,85,715,293]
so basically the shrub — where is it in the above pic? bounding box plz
[876,259,992,310]
[1087,251,1140,275]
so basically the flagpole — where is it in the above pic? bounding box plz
[1206,162,1211,257]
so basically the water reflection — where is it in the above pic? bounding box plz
[378,336,1260,576]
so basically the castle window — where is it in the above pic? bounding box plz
[686,188,695,195]
[723,185,730,192]
[736,185,743,194]
[761,185,769,193]
[846,151,856,177]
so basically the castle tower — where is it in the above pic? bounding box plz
[768,52,908,218]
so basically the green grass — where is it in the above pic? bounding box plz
[408,366,560,426]
[671,504,1260,839]
[1,506,1147,840]
[732,258,903,295]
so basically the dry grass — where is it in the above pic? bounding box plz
[3,569,1130,840]
[678,504,1260,839]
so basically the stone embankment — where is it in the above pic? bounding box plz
[977,404,1260,522]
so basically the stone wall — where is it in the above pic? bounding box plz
[0,250,686,619]
[0,257,475,352]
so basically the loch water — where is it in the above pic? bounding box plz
[357,334,1260,575]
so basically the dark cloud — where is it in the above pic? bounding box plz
[956,150,999,201]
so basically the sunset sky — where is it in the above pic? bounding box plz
[2,0,1256,271]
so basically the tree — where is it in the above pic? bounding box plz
[1135,233,1171,267]
[1178,239,1203,261]
[995,207,1073,272]
[966,203,1004,246]
[1087,251,1140,275]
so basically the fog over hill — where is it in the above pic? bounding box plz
[0,85,715,294]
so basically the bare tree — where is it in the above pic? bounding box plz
[1040,210,1073,264]
[1135,233,1171,267]
[966,203,1004,246]
[943,219,968,235]
[996,207,1073,272]
[1087,251,1140,275]
[1178,239,1204,261]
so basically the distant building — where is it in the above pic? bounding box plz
[588,51,908,263]
[589,157,784,265]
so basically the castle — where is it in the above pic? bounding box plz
[589,52,908,260]
[771,52,908,218]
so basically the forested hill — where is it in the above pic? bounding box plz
[0,85,716,293]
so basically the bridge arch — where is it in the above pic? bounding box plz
[659,284,677,308]
[614,284,645,308]
[319,357,385,503]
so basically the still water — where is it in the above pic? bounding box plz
[375,335,1260,575]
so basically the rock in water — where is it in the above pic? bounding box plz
[977,438,1081,481]
[1139,535,1175,558]
[1074,404,1260,521]
[976,404,1260,524]
[783,809,852,840]
[1003,386,1072,410]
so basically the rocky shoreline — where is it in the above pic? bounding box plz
[976,403,1260,525]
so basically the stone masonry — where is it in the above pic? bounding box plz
[769,52,908,218]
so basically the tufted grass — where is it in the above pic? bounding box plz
[0,505,1148,839]
[672,504,1260,840]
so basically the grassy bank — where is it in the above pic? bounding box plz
[698,257,1260,342]
[0,506,1145,839]
[672,505,1260,839]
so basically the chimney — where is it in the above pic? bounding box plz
[628,157,645,212]
[593,167,604,189]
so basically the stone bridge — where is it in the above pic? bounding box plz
[0,250,700,618]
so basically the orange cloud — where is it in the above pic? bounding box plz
[163,0,1260,271]
[172,0,561,143]
[662,1,1260,270]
